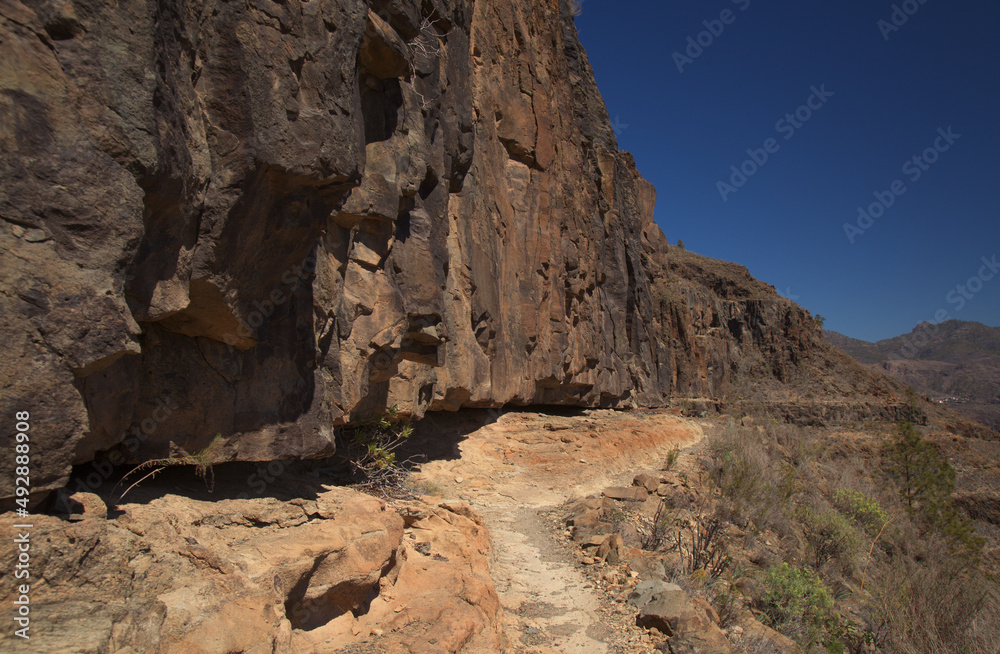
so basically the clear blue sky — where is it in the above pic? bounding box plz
[575,0,1000,342]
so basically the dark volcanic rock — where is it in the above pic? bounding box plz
[0,0,871,499]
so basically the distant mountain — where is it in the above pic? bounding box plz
[824,321,1000,430]
[822,331,885,364]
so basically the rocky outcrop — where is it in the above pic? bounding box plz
[0,486,502,653]
[0,0,863,500]
[629,581,732,653]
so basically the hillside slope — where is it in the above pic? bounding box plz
[825,321,1000,430]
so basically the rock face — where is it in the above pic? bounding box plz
[0,0,857,499]
[0,485,502,653]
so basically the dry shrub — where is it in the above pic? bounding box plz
[865,536,1000,654]
[728,632,785,654]
[707,421,797,534]
[642,497,674,551]
[679,514,732,581]
[692,416,997,654]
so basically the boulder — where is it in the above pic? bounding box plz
[628,580,680,610]
[735,617,798,653]
[627,554,668,582]
[634,473,662,493]
[603,486,649,502]
[667,628,733,654]
[596,532,625,564]
[637,586,695,635]
[0,487,502,653]
[635,584,731,652]
[65,491,108,520]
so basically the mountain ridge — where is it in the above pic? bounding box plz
[825,320,1000,430]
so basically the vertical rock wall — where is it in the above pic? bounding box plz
[0,0,826,499]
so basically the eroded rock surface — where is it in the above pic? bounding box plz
[0,486,502,653]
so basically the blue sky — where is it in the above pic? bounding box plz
[575,0,1000,342]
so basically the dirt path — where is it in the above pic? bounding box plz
[409,409,703,653]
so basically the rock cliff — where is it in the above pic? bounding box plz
[1,0,853,499]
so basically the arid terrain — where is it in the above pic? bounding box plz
[5,402,998,653]
[826,321,1000,430]
[409,409,702,653]
[2,0,999,652]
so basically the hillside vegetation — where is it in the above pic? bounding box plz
[567,412,1000,653]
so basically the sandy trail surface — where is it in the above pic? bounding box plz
[408,409,702,653]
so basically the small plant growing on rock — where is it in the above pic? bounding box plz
[664,444,680,470]
[114,434,223,504]
[410,13,449,61]
[408,12,451,109]
[343,405,415,496]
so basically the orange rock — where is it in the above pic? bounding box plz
[0,487,502,654]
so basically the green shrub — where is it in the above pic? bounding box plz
[664,445,680,470]
[759,563,836,639]
[834,489,889,534]
[802,507,861,571]
[343,405,414,494]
